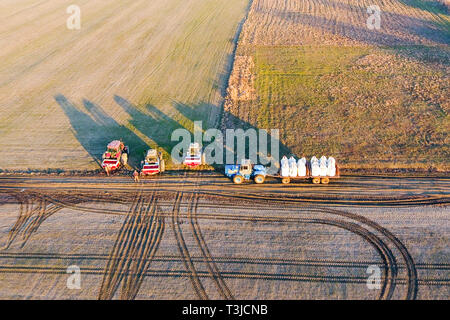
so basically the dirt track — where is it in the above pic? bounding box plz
[0,173,448,299]
[0,173,448,206]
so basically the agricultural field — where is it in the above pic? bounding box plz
[0,0,249,171]
[0,0,448,303]
[224,0,450,171]
[0,174,448,299]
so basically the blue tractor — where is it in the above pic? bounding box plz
[224,159,267,184]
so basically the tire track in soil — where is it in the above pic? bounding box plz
[98,183,164,300]
[324,207,418,300]
[304,217,397,300]
[1,252,446,270]
[171,173,208,299]
[16,185,419,299]
[0,263,447,286]
[181,200,413,300]
[13,188,417,299]
[3,192,63,249]
[189,173,234,299]
[165,206,406,300]
[1,181,420,299]
[26,186,449,217]
[120,194,165,300]
[98,188,143,299]
[169,183,398,300]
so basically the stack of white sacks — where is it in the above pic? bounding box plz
[280,155,336,177]
[280,156,307,177]
[311,156,336,177]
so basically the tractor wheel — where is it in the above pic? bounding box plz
[321,177,330,184]
[233,175,243,184]
[121,153,128,166]
[312,177,321,184]
[281,177,290,184]
[160,160,165,173]
[254,174,265,184]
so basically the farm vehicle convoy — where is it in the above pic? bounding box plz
[101,141,339,184]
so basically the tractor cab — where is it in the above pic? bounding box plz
[104,140,123,159]
[145,149,159,163]
[239,159,253,176]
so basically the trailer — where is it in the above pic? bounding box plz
[274,156,340,184]
[140,149,165,176]
[273,166,340,184]
[225,159,266,184]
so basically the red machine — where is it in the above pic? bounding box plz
[140,149,165,176]
[183,143,205,167]
[101,140,128,173]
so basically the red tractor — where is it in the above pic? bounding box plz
[140,149,165,176]
[101,140,129,174]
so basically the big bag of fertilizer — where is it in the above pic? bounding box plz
[281,156,288,167]
[289,156,297,177]
[297,157,307,176]
[310,156,320,177]
[327,157,336,177]
[319,156,328,176]
[280,156,289,177]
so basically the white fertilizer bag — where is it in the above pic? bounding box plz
[319,156,328,176]
[280,156,289,177]
[310,156,320,177]
[327,157,336,177]
[281,156,289,167]
[297,157,307,176]
[289,156,297,177]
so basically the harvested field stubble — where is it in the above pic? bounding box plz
[0,0,249,170]
[224,0,449,171]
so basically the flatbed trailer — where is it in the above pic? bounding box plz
[269,164,340,184]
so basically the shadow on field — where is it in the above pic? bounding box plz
[273,8,448,46]
[113,95,190,157]
[57,92,292,171]
[398,0,449,14]
[263,1,450,66]
[175,101,292,160]
[114,95,292,172]
[55,94,147,168]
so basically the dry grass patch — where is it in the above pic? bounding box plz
[223,0,449,171]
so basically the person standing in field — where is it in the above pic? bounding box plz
[133,170,140,183]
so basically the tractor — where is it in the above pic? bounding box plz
[183,142,205,167]
[140,149,165,176]
[101,140,129,173]
[225,159,266,184]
